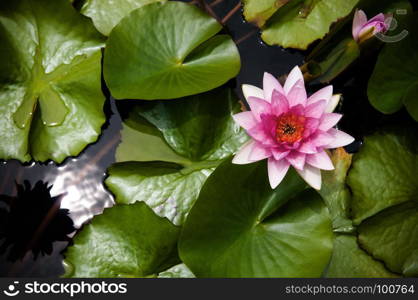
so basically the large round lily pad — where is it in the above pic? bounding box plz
[63,202,180,278]
[80,0,165,36]
[0,0,106,162]
[179,159,333,277]
[368,12,418,121]
[104,1,241,100]
[242,0,359,49]
[106,87,248,225]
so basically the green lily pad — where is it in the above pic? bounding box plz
[106,88,248,225]
[242,0,359,49]
[0,0,105,162]
[80,0,165,36]
[104,1,240,100]
[242,0,287,27]
[107,162,212,227]
[319,149,354,233]
[158,264,195,278]
[63,202,180,278]
[325,235,398,278]
[368,12,418,121]
[179,159,333,278]
[359,201,418,276]
[347,127,418,224]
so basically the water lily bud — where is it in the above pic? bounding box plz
[352,9,390,43]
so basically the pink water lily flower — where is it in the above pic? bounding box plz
[232,66,354,190]
[352,9,390,43]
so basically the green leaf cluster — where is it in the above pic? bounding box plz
[15,0,412,278]
[242,0,359,49]
[0,0,106,162]
[325,127,418,277]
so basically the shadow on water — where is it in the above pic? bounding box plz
[0,181,74,261]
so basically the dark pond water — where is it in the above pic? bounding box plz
[0,0,412,277]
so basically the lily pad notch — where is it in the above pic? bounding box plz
[103,1,241,100]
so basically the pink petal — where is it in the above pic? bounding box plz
[325,94,341,113]
[286,79,307,107]
[260,114,278,142]
[247,96,270,120]
[298,141,317,154]
[325,129,355,149]
[312,131,334,147]
[358,20,387,38]
[318,113,342,131]
[352,9,368,41]
[249,143,271,161]
[307,85,333,106]
[233,112,257,130]
[283,142,301,150]
[242,84,264,101]
[247,124,271,144]
[303,117,320,138]
[284,66,304,95]
[268,158,290,189]
[271,90,289,116]
[247,122,276,147]
[305,100,327,118]
[272,148,290,160]
[296,165,322,190]
[232,140,256,165]
[288,104,304,116]
[358,22,379,36]
[286,152,306,170]
[263,72,284,102]
[306,151,334,170]
[369,13,386,23]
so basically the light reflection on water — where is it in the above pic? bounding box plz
[46,158,114,229]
